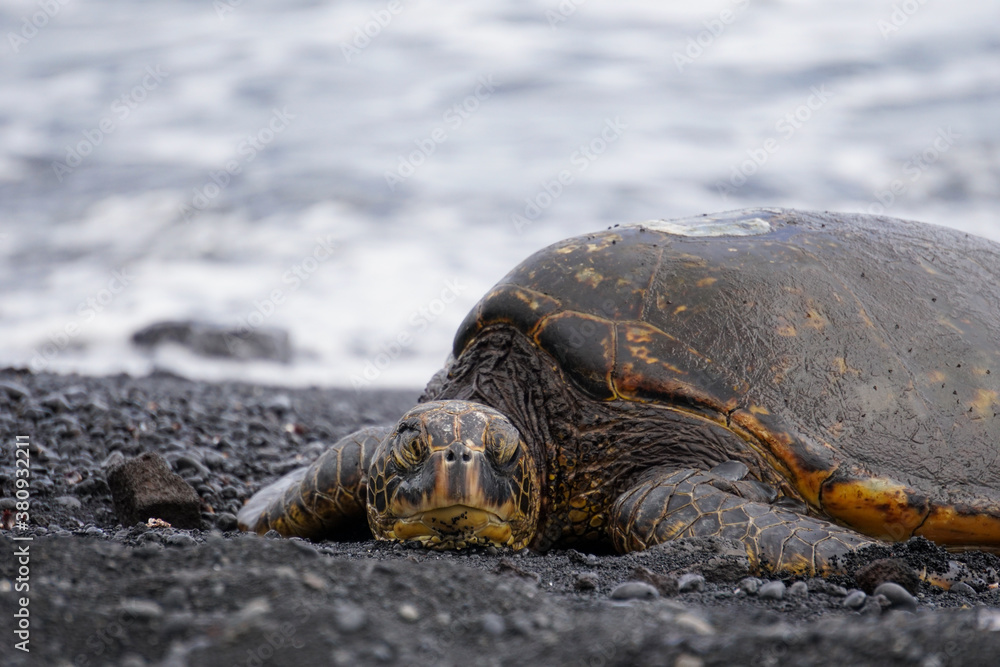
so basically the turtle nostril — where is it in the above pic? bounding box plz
[445,443,472,464]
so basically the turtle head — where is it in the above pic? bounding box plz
[366,400,541,550]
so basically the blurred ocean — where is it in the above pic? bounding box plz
[0,0,998,388]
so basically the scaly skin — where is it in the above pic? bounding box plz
[610,468,877,575]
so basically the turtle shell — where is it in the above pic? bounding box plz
[452,208,1000,547]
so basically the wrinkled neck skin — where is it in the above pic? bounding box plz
[424,325,779,551]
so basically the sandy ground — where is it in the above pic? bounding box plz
[4,368,1000,666]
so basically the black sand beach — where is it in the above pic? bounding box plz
[3,368,1000,666]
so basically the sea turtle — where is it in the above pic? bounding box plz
[238,208,1000,577]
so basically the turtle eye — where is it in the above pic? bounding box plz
[486,428,520,466]
[391,432,427,469]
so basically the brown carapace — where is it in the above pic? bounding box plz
[239,208,1000,579]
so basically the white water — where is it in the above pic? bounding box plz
[1,0,998,388]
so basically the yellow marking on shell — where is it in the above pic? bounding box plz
[569,496,587,509]
[827,421,845,439]
[776,322,797,337]
[575,267,605,288]
[803,304,826,331]
[971,389,999,418]
[673,305,687,315]
[513,290,543,311]
[915,505,1000,548]
[832,357,861,376]
[749,405,770,416]
[928,370,947,383]
[858,308,876,329]
[555,245,577,255]
[696,277,717,288]
[820,476,927,541]
[938,316,966,336]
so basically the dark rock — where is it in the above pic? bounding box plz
[574,572,599,591]
[855,558,920,595]
[950,581,977,596]
[106,452,203,529]
[678,573,706,593]
[610,581,659,600]
[873,582,918,612]
[758,581,786,601]
[132,320,292,363]
[166,533,197,547]
[214,512,239,532]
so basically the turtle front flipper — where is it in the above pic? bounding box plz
[237,426,390,539]
[608,465,876,576]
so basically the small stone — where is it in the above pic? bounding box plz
[481,612,505,636]
[788,581,809,597]
[738,577,761,595]
[843,590,867,609]
[673,613,715,636]
[107,452,202,529]
[610,581,659,600]
[161,587,188,610]
[55,495,83,510]
[0,380,30,399]
[873,582,917,612]
[758,581,786,600]
[214,512,238,532]
[574,572,599,591]
[398,603,419,622]
[120,599,164,621]
[334,602,366,632]
[951,581,977,596]
[677,573,706,593]
[302,571,327,591]
[263,530,281,539]
[855,558,920,595]
[166,534,197,547]
[675,654,705,667]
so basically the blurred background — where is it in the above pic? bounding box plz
[1,0,998,388]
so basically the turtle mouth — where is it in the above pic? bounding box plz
[388,504,514,549]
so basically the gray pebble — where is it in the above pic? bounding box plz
[788,581,809,597]
[263,529,282,539]
[334,602,367,632]
[873,582,918,611]
[951,581,977,596]
[678,573,706,593]
[0,380,30,399]
[758,581,786,601]
[166,533,197,547]
[55,495,83,510]
[610,581,659,600]
[120,599,164,621]
[214,512,238,532]
[843,590,867,609]
[84,526,105,538]
[481,612,505,637]
[738,577,761,595]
